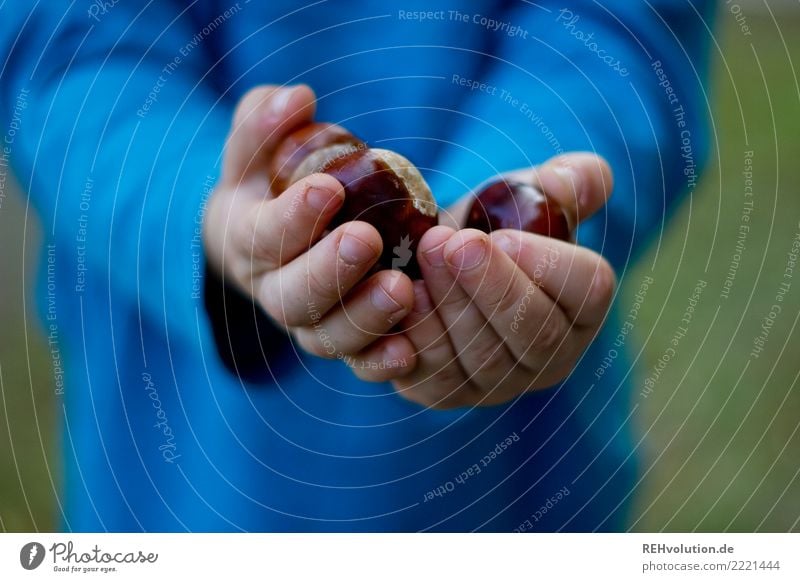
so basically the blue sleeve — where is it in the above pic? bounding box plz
[431,0,715,270]
[0,3,279,376]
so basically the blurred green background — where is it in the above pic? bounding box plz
[1,5,798,532]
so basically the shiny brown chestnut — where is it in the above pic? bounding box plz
[269,122,364,193]
[291,146,438,279]
[465,179,571,241]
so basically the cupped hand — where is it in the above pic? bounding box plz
[203,85,415,363]
[347,153,617,409]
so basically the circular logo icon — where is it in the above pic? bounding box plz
[19,542,45,570]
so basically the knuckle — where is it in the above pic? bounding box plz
[273,275,338,329]
[240,211,282,268]
[279,203,318,248]
[306,265,345,305]
[469,339,508,378]
[483,280,522,316]
[531,315,566,352]
[438,288,471,312]
[432,365,465,389]
[252,239,283,271]
[419,334,453,361]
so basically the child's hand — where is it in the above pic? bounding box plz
[351,154,617,408]
[203,85,415,363]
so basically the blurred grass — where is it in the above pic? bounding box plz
[0,172,57,532]
[0,9,798,532]
[629,10,800,531]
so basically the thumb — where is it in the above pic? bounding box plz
[507,153,614,227]
[222,84,316,186]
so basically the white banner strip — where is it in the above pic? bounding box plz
[1,533,798,581]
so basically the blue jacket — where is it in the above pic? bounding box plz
[0,0,712,531]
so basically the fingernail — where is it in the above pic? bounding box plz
[422,239,448,267]
[306,185,341,213]
[446,239,487,271]
[339,233,377,266]
[371,276,405,314]
[267,86,296,122]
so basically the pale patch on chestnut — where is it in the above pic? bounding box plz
[272,124,439,278]
[369,149,437,218]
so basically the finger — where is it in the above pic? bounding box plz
[232,173,345,275]
[393,281,476,409]
[346,335,417,383]
[223,84,316,184]
[491,230,616,329]
[506,152,613,227]
[401,282,557,407]
[441,228,572,366]
[292,270,414,358]
[417,226,518,390]
[260,221,382,327]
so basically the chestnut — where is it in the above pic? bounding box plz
[269,122,364,194]
[290,145,437,279]
[465,179,571,241]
